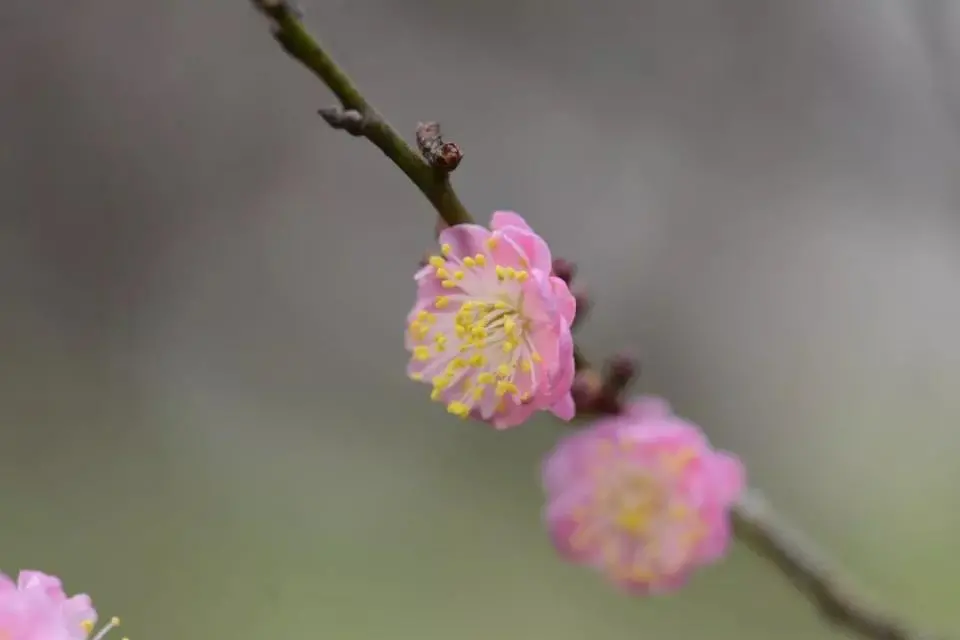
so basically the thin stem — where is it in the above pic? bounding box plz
[249,3,948,639]
[255,0,472,226]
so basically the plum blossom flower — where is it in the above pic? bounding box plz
[406,211,577,428]
[0,570,122,640]
[542,397,745,594]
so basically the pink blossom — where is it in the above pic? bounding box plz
[0,570,120,640]
[542,397,745,594]
[406,210,577,428]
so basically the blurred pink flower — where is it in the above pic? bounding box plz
[407,210,577,428]
[0,570,120,640]
[542,397,745,594]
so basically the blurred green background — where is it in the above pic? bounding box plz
[2,0,959,638]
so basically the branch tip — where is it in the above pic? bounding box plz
[251,0,301,16]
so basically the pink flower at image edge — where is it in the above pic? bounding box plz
[0,570,121,640]
[542,397,745,594]
[406,210,577,428]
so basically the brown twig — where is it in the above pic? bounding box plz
[249,2,948,638]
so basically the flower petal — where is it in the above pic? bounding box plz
[18,571,64,599]
[488,228,532,271]
[549,276,577,325]
[623,396,673,423]
[696,512,733,564]
[549,392,576,421]
[490,210,534,233]
[711,452,746,506]
[499,226,553,273]
[546,322,576,420]
[438,224,491,258]
[490,401,538,430]
[543,487,601,565]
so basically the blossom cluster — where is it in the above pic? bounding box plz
[407,211,745,592]
[0,570,121,640]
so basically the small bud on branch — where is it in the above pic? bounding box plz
[416,121,463,172]
[317,106,368,136]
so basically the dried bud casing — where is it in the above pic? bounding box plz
[416,121,463,171]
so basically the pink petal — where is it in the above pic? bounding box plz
[710,452,746,506]
[549,392,576,421]
[63,594,97,633]
[17,571,64,600]
[545,323,576,420]
[617,420,710,458]
[694,511,733,564]
[542,422,623,494]
[623,396,673,422]
[438,224,491,258]
[490,210,533,233]
[490,401,538,430]
[489,229,533,271]
[541,430,592,494]
[490,211,553,273]
[498,227,553,273]
[543,489,600,565]
[519,270,561,335]
[549,276,577,325]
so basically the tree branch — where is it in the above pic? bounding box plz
[252,0,472,226]
[249,2,947,638]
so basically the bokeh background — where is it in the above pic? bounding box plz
[2,0,959,638]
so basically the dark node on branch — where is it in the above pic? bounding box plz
[603,354,637,397]
[571,369,604,413]
[318,106,370,137]
[551,258,577,285]
[571,354,639,416]
[416,122,463,172]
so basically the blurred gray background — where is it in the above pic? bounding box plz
[2,0,958,638]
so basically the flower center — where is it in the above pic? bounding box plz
[609,472,665,536]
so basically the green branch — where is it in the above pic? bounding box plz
[249,3,947,639]
[255,0,471,226]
